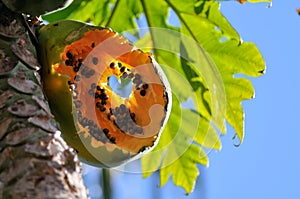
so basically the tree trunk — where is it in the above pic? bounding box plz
[0,2,89,199]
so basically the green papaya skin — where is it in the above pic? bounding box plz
[37,20,125,167]
[37,20,171,168]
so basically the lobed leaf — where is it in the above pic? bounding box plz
[140,0,264,193]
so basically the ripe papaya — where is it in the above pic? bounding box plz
[37,20,171,167]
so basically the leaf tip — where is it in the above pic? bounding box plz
[258,67,266,75]
[232,133,243,147]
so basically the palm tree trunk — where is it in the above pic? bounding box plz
[0,2,89,198]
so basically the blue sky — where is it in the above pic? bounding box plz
[83,1,300,199]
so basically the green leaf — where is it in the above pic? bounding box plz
[160,142,208,194]
[142,96,209,194]
[206,40,265,142]
[42,0,85,22]
[182,3,265,141]
[140,0,264,193]
[42,0,114,25]
[106,0,143,32]
[138,26,224,192]
[165,0,265,143]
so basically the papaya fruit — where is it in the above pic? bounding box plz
[37,20,171,167]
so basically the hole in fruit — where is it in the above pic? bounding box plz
[108,75,133,98]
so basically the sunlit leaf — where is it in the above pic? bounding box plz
[105,0,143,32]
[143,96,209,194]
[43,0,114,25]
[140,0,264,193]
[165,0,265,143]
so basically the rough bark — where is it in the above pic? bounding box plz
[0,2,89,199]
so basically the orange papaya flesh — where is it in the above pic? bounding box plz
[52,29,169,154]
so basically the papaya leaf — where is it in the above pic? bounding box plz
[138,0,264,193]
[136,1,226,191]
[42,0,113,25]
[204,40,265,142]
[42,0,266,194]
[142,95,209,194]
[162,0,266,142]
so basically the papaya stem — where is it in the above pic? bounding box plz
[102,168,111,199]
